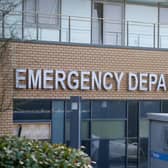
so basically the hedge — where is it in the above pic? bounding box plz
[0,136,93,168]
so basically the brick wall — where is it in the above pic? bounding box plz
[1,41,168,135]
[0,42,14,135]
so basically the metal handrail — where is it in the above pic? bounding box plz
[1,11,168,48]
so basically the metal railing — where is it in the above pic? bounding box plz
[1,11,168,49]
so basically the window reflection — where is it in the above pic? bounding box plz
[92,100,126,119]
[92,121,125,139]
[92,0,123,45]
[91,139,126,168]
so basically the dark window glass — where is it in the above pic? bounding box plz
[91,139,126,168]
[139,137,148,168]
[128,101,138,138]
[81,140,90,155]
[162,101,168,113]
[81,121,90,140]
[13,99,51,122]
[139,101,160,118]
[92,100,126,119]
[13,112,51,121]
[81,100,90,119]
[14,99,51,112]
[65,100,71,112]
[65,100,71,119]
[65,120,70,141]
[127,138,138,168]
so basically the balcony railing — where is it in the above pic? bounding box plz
[1,11,168,49]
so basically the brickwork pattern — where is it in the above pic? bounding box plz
[1,41,168,135]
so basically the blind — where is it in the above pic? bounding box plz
[24,0,36,24]
[24,0,60,28]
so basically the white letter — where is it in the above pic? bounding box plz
[43,70,53,89]
[15,69,26,89]
[28,69,41,89]
[103,72,113,90]
[55,70,66,90]
[91,71,102,90]
[157,74,167,91]
[114,72,124,91]
[128,73,138,91]
[149,73,157,91]
[81,71,90,90]
[67,71,79,90]
[139,73,148,91]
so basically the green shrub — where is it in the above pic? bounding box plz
[0,136,93,168]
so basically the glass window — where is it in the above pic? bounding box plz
[126,4,158,47]
[92,100,126,119]
[139,137,148,168]
[65,100,71,119]
[81,121,90,140]
[13,99,51,122]
[92,0,124,45]
[91,139,126,168]
[139,101,160,118]
[13,99,51,112]
[127,138,138,168]
[24,0,36,24]
[65,119,70,141]
[159,7,168,48]
[52,100,64,112]
[38,0,60,27]
[81,140,90,155]
[140,119,149,138]
[4,0,22,39]
[52,100,64,144]
[128,101,138,138]
[92,120,125,139]
[24,0,60,27]
[81,100,90,119]
[162,100,168,113]
[24,0,60,41]
[61,0,91,43]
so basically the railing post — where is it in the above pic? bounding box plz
[36,12,39,40]
[68,16,71,43]
[157,23,160,48]
[153,24,156,48]
[138,34,140,47]
[90,17,93,44]
[59,14,62,42]
[127,21,129,46]
[116,32,118,45]
[22,13,24,40]
[2,12,5,38]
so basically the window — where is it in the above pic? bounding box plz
[92,0,124,45]
[24,0,60,29]
[140,100,160,118]
[61,0,91,43]
[159,6,168,48]
[13,99,51,122]
[126,4,158,47]
[162,100,168,113]
[92,100,126,119]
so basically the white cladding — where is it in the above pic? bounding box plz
[15,69,167,92]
